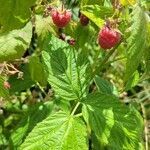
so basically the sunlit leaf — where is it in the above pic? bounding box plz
[0,22,32,62]
[42,35,90,100]
[20,111,88,150]
[82,93,143,149]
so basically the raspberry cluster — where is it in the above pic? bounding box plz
[50,6,121,49]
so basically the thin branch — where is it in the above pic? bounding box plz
[106,56,126,64]
[74,113,82,118]
[71,102,80,116]
[141,103,148,150]
[36,82,47,96]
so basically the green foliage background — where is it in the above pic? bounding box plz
[0,0,149,149]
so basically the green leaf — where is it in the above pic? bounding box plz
[144,48,150,76]
[64,22,97,50]
[91,132,104,150]
[0,126,7,147]
[125,6,148,80]
[28,55,47,86]
[81,0,103,6]
[9,64,34,93]
[42,35,90,100]
[0,0,36,32]
[81,5,113,28]
[0,129,7,147]
[10,101,54,148]
[54,98,71,113]
[0,22,32,62]
[143,21,150,76]
[125,71,140,90]
[82,93,143,150]
[35,15,56,43]
[94,75,114,95]
[20,111,88,150]
[74,24,96,49]
[0,76,9,98]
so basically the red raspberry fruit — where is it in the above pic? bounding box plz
[80,14,89,26]
[51,8,72,28]
[98,26,121,49]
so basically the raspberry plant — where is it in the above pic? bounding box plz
[0,0,150,150]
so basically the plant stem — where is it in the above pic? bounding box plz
[106,56,126,64]
[141,103,148,150]
[36,82,47,96]
[62,0,64,11]
[71,102,80,116]
[74,113,82,118]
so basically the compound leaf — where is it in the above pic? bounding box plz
[82,93,143,150]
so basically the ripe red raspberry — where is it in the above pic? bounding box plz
[80,14,89,26]
[98,26,121,49]
[51,8,72,28]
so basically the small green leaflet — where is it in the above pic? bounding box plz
[28,55,47,86]
[81,0,103,6]
[125,71,140,90]
[81,5,113,27]
[94,75,117,95]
